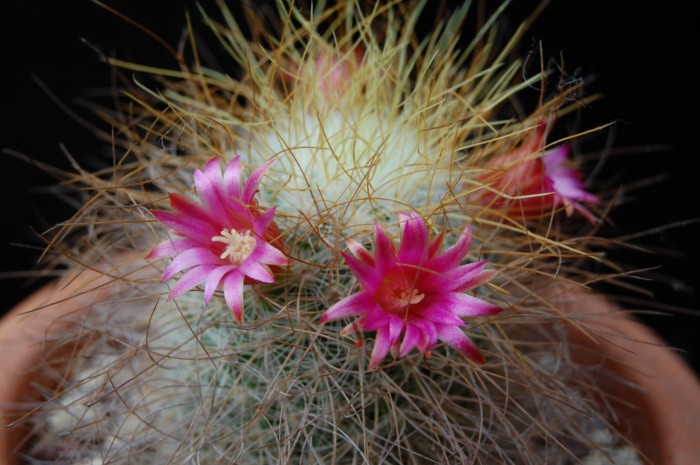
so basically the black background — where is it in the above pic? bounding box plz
[2,1,698,372]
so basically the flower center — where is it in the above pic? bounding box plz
[377,272,425,316]
[211,229,256,265]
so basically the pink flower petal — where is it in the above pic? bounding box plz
[428,227,472,271]
[242,159,274,204]
[339,321,359,336]
[168,265,216,301]
[152,210,218,243]
[411,319,438,349]
[254,207,277,236]
[203,157,224,185]
[399,324,423,357]
[423,262,492,293]
[343,252,381,291]
[417,301,467,325]
[388,314,404,345]
[439,292,501,318]
[373,222,396,273]
[223,271,244,320]
[223,156,243,200]
[321,292,375,323]
[435,323,485,364]
[147,237,201,259]
[542,144,569,169]
[224,198,256,230]
[369,325,392,369]
[346,240,375,266]
[361,307,392,331]
[544,146,598,206]
[428,231,444,259]
[162,247,222,281]
[549,171,597,203]
[169,193,211,223]
[359,304,393,331]
[254,242,289,267]
[397,213,428,265]
[451,265,496,293]
[240,260,274,283]
[194,168,228,219]
[203,265,234,305]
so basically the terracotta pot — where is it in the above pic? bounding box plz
[2,278,699,464]
[559,292,700,465]
[0,267,125,465]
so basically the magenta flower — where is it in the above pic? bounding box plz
[321,213,501,369]
[314,47,363,97]
[480,122,598,222]
[280,47,363,102]
[148,157,288,320]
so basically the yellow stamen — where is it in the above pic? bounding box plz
[395,288,425,308]
[212,229,256,265]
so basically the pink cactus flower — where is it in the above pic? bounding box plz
[148,157,288,320]
[480,122,598,222]
[321,213,501,369]
[281,47,363,101]
[314,47,363,97]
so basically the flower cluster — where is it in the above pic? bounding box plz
[149,155,505,366]
[148,54,599,369]
[22,4,631,463]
